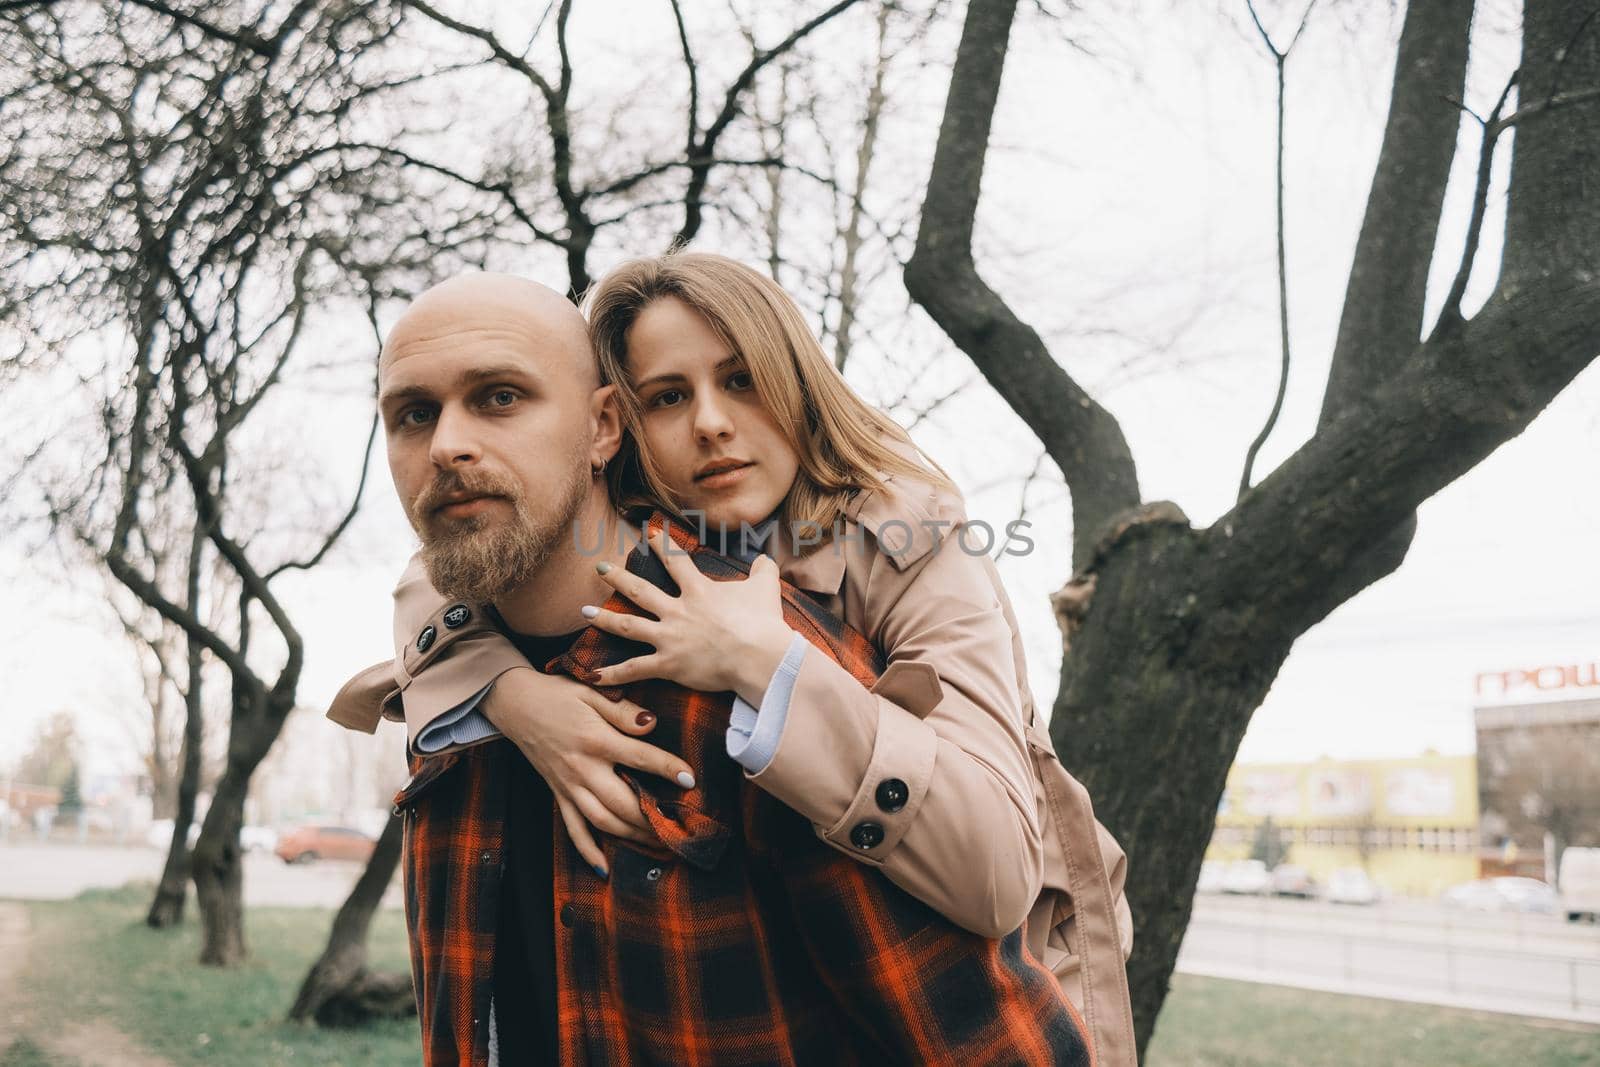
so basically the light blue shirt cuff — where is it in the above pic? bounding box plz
[413,684,501,753]
[726,632,807,774]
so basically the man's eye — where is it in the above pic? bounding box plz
[488,390,517,407]
[652,389,684,408]
[398,407,434,427]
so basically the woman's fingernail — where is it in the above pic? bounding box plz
[636,712,655,727]
[581,604,599,618]
[593,864,608,880]
[676,771,696,789]
[596,561,611,575]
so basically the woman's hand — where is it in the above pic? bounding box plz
[581,526,795,707]
[480,665,697,878]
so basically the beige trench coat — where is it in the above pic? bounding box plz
[328,468,1137,1065]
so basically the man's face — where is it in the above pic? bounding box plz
[378,279,603,603]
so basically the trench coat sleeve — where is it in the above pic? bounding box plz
[388,553,529,757]
[747,486,1045,939]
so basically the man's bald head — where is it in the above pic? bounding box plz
[380,272,599,390]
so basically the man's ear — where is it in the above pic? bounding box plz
[589,383,623,463]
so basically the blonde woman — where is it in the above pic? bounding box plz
[338,253,1132,1049]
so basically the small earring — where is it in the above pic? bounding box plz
[592,458,607,476]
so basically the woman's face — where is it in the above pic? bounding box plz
[625,295,801,531]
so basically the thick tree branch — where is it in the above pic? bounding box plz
[1208,278,1600,629]
[905,0,1139,569]
[1319,0,1474,423]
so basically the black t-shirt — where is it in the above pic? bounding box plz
[491,626,584,1065]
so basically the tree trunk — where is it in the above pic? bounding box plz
[289,813,415,1026]
[148,572,208,929]
[146,769,196,928]
[1049,522,1297,1050]
[192,762,248,965]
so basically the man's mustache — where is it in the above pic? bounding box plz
[411,469,521,522]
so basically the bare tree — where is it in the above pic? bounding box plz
[907,0,1600,1051]
[0,0,421,964]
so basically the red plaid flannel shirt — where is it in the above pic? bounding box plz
[394,512,1092,1066]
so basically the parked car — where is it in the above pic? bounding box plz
[240,824,279,853]
[144,818,199,850]
[274,824,376,865]
[1559,847,1600,922]
[1443,876,1558,914]
[1221,859,1272,895]
[1197,860,1227,894]
[1324,867,1379,905]
[1270,863,1316,898]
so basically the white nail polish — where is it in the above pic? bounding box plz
[676,771,696,789]
[581,605,599,618]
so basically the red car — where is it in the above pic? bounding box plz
[274,823,376,865]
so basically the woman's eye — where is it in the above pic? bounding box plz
[727,371,753,391]
[652,389,684,408]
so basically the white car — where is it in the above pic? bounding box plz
[1444,877,1558,914]
[1196,860,1227,894]
[1559,848,1600,922]
[1324,866,1379,905]
[1221,859,1272,895]
[144,818,199,850]
[240,824,279,853]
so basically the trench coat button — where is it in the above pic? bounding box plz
[416,625,436,653]
[645,866,663,882]
[443,604,471,629]
[849,822,885,850]
[875,779,908,813]
[560,903,576,927]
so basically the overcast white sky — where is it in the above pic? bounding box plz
[2,0,1595,781]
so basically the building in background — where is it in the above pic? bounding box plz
[1210,752,1479,897]
[1210,659,1600,899]
[1474,660,1600,881]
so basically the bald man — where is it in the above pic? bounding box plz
[361,273,1090,1066]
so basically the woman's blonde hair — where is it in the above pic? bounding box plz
[583,251,955,549]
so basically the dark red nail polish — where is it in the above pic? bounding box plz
[636,712,655,727]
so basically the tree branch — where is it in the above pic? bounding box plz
[264,411,379,580]
[675,0,864,245]
[906,0,1139,569]
[1319,0,1473,424]
[1209,278,1600,630]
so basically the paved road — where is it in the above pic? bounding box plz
[0,841,401,909]
[1178,892,1600,1025]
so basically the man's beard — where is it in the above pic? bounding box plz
[408,459,590,604]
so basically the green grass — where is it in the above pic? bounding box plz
[0,1038,73,1067]
[1146,973,1600,1066]
[7,886,1598,1065]
[10,884,419,1066]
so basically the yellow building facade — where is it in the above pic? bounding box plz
[1209,753,1479,898]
